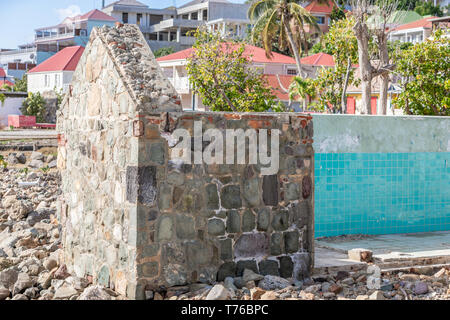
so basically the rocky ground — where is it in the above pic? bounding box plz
[1,151,449,300]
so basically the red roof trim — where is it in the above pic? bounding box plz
[392,16,438,31]
[28,46,85,73]
[0,80,14,87]
[300,52,335,66]
[156,44,296,64]
[304,0,336,15]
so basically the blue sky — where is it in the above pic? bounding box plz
[0,0,246,49]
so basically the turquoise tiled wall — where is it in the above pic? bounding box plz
[314,152,450,237]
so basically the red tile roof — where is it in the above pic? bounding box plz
[300,52,335,66]
[0,80,14,87]
[304,0,336,14]
[264,74,295,101]
[79,9,117,22]
[29,46,85,73]
[156,44,296,64]
[392,16,438,31]
[0,68,6,78]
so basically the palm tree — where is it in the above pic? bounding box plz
[248,0,321,75]
[289,76,316,110]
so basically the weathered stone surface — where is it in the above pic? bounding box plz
[221,185,242,209]
[284,230,299,253]
[175,215,195,239]
[234,233,269,258]
[205,184,219,209]
[262,175,278,206]
[258,260,279,276]
[256,208,270,231]
[208,219,225,236]
[278,256,294,278]
[226,210,240,233]
[206,284,231,300]
[243,178,260,207]
[56,23,314,298]
[258,275,291,290]
[217,262,236,281]
[270,233,283,256]
[271,210,289,231]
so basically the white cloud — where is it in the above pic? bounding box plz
[55,5,82,21]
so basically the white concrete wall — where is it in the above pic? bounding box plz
[0,97,24,126]
[28,71,73,93]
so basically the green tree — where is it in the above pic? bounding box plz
[248,0,320,74]
[186,29,276,112]
[154,47,175,58]
[414,2,443,17]
[21,92,46,122]
[289,76,316,110]
[13,75,27,92]
[0,93,5,105]
[393,30,449,116]
[290,15,360,113]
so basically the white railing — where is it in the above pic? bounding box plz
[168,77,190,94]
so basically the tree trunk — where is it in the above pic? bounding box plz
[341,56,351,113]
[284,23,304,76]
[377,33,390,115]
[353,20,372,114]
[379,74,389,115]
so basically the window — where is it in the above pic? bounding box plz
[182,14,188,19]
[137,13,142,25]
[203,10,208,21]
[55,74,60,87]
[191,12,198,20]
[44,75,49,87]
[314,16,325,25]
[122,12,128,23]
[287,68,297,75]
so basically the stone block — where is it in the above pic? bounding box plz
[348,248,373,262]
[234,233,269,259]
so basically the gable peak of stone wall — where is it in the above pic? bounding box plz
[96,24,182,113]
[65,24,182,115]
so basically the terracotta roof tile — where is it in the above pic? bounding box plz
[156,44,296,64]
[28,46,85,73]
[392,16,438,31]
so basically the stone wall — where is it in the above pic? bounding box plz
[57,24,314,299]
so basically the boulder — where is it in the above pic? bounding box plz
[205,284,231,300]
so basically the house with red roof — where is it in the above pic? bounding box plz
[27,46,85,94]
[156,44,298,110]
[304,0,338,35]
[389,16,443,43]
[34,9,116,64]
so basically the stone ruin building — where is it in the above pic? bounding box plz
[56,24,314,299]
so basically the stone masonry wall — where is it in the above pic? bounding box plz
[57,24,314,299]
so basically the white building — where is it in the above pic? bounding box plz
[27,46,85,94]
[102,0,251,52]
[389,16,439,43]
[156,43,298,110]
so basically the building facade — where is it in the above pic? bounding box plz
[102,0,251,52]
[0,9,116,74]
[156,43,298,110]
[27,46,85,94]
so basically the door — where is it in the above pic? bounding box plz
[370,97,378,115]
[347,96,355,114]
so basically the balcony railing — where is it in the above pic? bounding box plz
[168,77,190,94]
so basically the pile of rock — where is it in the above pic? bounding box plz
[0,168,123,300]
[142,265,450,301]
[5,151,57,169]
